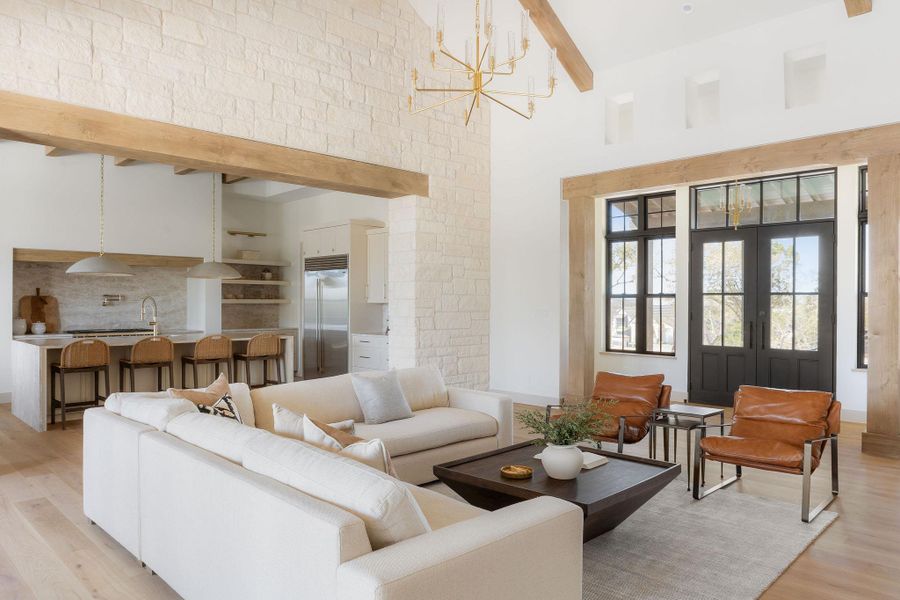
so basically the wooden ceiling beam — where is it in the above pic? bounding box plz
[844,0,872,17]
[44,145,67,157]
[223,174,248,184]
[174,166,196,175]
[518,0,593,92]
[0,91,428,199]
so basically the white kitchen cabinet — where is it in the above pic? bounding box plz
[303,224,350,257]
[351,334,389,371]
[366,228,388,303]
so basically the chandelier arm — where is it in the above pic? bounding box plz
[410,91,475,115]
[464,92,480,126]
[492,48,528,71]
[439,43,474,70]
[432,65,473,74]
[482,92,533,120]
[415,85,476,93]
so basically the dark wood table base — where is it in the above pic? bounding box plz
[435,442,681,542]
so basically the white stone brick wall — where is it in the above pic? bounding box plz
[0,0,491,388]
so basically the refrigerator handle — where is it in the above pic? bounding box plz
[317,278,325,374]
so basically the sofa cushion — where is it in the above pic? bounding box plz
[114,395,198,431]
[351,371,413,425]
[166,412,267,463]
[407,484,486,531]
[700,435,806,471]
[394,366,449,411]
[271,403,355,441]
[242,434,430,549]
[251,374,365,432]
[354,407,499,458]
[167,376,256,429]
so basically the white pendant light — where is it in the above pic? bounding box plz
[187,173,241,280]
[67,155,134,277]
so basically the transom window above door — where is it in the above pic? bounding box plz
[606,192,677,356]
[692,170,836,230]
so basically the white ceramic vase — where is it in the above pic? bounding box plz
[541,444,583,480]
[31,322,46,335]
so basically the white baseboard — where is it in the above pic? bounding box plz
[490,389,558,408]
[841,408,866,424]
[0,392,10,405]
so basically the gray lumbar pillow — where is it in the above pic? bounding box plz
[351,370,413,425]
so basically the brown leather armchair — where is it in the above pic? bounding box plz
[548,371,672,454]
[692,385,840,522]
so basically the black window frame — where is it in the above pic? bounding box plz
[858,166,868,368]
[606,193,677,356]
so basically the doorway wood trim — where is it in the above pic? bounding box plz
[561,121,900,457]
[0,91,428,199]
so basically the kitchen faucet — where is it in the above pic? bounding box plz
[140,296,159,335]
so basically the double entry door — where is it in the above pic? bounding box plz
[688,222,835,406]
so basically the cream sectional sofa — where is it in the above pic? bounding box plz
[83,377,583,600]
[249,367,514,484]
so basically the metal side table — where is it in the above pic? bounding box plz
[649,404,725,490]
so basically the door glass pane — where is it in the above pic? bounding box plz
[770,238,794,293]
[770,294,794,350]
[799,173,835,220]
[703,295,723,346]
[610,241,638,294]
[728,182,760,226]
[723,295,744,347]
[646,297,676,353]
[795,295,819,351]
[794,236,819,293]
[703,242,722,293]
[762,178,798,223]
[723,240,743,293]
[696,187,726,229]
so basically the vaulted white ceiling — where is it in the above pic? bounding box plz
[408,0,838,71]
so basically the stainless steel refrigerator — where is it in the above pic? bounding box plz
[303,256,349,379]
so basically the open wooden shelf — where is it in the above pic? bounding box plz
[223,279,288,287]
[223,258,291,267]
[221,299,290,305]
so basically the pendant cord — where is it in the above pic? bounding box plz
[99,155,105,256]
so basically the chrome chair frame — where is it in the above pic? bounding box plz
[691,422,839,523]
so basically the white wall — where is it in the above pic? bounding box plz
[491,1,898,412]
[0,141,223,399]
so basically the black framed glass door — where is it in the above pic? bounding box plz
[689,223,835,405]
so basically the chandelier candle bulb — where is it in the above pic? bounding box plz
[521,9,530,50]
[508,31,515,62]
[484,0,493,38]
[436,4,444,43]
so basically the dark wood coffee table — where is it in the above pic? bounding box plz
[434,442,680,542]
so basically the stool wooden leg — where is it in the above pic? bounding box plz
[50,369,56,425]
[193,363,199,389]
[182,359,187,388]
[168,362,174,388]
[94,370,99,403]
[157,367,162,392]
[59,372,67,431]
[104,366,110,401]
[226,360,232,382]
[245,359,252,388]
[263,359,269,387]
[119,364,125,392]
[130,367,136,394]
[276,357,283,384]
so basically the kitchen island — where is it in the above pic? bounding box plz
[11,328,295,432]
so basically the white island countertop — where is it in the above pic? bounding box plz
[11,328,297,432]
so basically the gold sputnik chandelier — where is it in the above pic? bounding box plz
[729,181,750,229]
[408,0,557,126]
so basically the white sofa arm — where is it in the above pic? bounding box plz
[447,387,514,448]
[336,496,582,600]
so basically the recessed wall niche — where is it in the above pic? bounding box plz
[685,70,720,129]
[784,45,827,109]
[605,93,634,145]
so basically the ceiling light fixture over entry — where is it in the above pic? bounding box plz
[66,155,134,277]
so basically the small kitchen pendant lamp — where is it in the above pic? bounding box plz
[187,172,241,280]
[66,155,134,277]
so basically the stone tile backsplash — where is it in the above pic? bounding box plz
[13,262,187,332]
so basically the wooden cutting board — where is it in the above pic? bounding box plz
[18,288,61,334]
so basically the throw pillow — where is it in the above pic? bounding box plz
[271,403,355,441]
[168,372,230,406]
[197,395,242,423]
[351,370,413,425]
[302,415,396,475]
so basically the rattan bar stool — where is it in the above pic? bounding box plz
[234,333,285,389]
[50,339,111,430]
[182,335,232,388]
[119,336,175,392]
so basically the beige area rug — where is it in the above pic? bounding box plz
[426,481,837,600]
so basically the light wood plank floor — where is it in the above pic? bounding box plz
[0,404,897,599]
